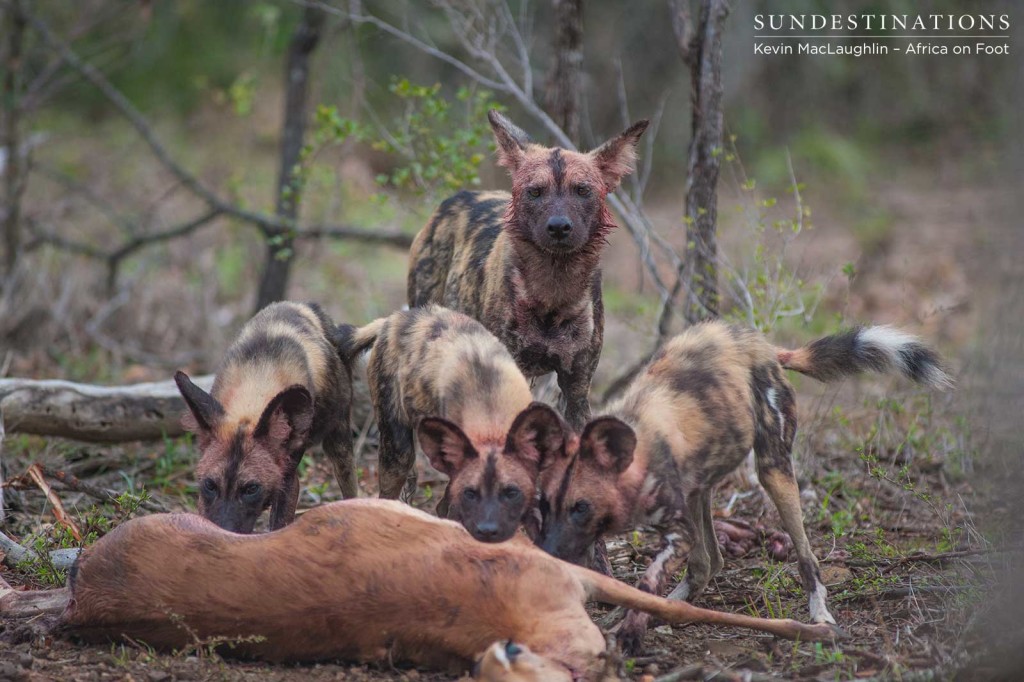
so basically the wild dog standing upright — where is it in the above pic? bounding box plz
[174,301,357,533]
[346,306,568,541]
[408,111,648,431]
[537,322,951,653]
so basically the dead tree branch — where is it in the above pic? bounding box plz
[0,375,214,443]
[0,530,79,571]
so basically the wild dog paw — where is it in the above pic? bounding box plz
[616,613,649,656]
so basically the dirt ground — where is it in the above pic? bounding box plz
[0,163,1017,680]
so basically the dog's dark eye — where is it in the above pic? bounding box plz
[575,184,591,198]
[527,187,543,198]
[201,478,218,495]
[240,482,263,501]
[462,488,480,502]
[501,487,522,502]
[571,500,591,519]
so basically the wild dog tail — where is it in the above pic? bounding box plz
[775,326,951,389]
[333,318,387,363]
[569,565,837,642]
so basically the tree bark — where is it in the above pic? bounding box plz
[2,0,26,279]
[545,0,583,146]
[673,0,729,325]
[254,4,327,314]
[0,376,215,443]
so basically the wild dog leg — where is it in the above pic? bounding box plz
[268,466,302,530]
[322,426,359,499]
[557,346,598,432]
[758,466,837,626]
[617,522,693,655]
[667,489,719,602]
[377,422,417,501]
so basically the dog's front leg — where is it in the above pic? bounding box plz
[557,349,598,432]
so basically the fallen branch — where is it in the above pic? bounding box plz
[0,529,80,570]
[26,462,81,541]
[0,375,214,442]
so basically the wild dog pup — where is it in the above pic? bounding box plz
[6,500,837,679]
[174,301,356,533]
[347,305,568,542]
[408,110,649,432]
[537,322,951,653]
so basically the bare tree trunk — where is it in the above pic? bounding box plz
[254,5,326,314]
[545,0,583,145]
[671,0,729,324]
[2,0,26,280]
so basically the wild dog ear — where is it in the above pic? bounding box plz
[254,385,314,459]
[578,417,636,474]
[488,109,531,171]
[589,119,649,192]
[505,402,570,475]
[174,371,223,441]
[418,417,477,477]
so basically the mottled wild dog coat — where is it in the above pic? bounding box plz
[174,301,356,533]
[408,110,649,431]
[51,500,836,678]
[538,322,951,653]
[347,306,568,542]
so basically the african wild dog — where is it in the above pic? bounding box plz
[28,500,836,678]
[537,322,951,653]
[407,110,649,432]
[174,301,357,533]
[345,306,569,542]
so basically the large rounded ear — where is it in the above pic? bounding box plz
[504,402,569,475]
[589,119,649,192]
[254,385,314,458]
[418,417,477,477]
[488,109,531,171]
[578,417,636,473]
[174,371,223,438]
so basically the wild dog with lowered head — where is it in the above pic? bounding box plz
[174,301,357,533]
[408,111,649,432]
[537,322,951,653]
[346,305,568,542]
[15,499,836,679]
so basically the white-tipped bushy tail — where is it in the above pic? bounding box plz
[777,325,952,389]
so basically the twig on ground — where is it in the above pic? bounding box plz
[38,465,166,512]
[26,462,81,541]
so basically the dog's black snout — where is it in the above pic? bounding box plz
[475,522,501,541]
[546,216,572,240]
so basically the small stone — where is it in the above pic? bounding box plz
[147,671,171,682]
[653,625,673,635]
[17,653,33,669]
[643,663,660,676]
[405,671,421,680]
